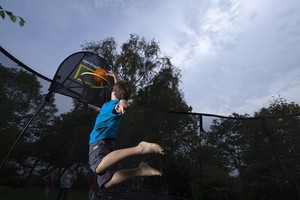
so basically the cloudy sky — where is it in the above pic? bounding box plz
[1,0,300,116]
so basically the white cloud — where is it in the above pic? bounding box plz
[1,0,300,115]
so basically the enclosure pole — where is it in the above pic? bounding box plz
[199,114,205,199]
[0,92,53,171]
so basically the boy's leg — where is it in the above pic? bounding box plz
[104,162,162,188]
[96,141,164,174]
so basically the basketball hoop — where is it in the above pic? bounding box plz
[78,71,109,89]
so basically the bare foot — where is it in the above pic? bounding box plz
[138,141,164,155]
[138,162,162,176]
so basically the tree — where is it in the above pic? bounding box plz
[248,96,300,200]
[205,113,250,174]
[0,64,57,185]
[199,114,250,200]
[39,103,94,169]
[200,96,300,200]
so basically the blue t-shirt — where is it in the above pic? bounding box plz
[89,100,122,144]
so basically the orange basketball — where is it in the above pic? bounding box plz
[93,68,107,82]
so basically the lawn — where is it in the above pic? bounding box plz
[0,185,187,200]
[0,185,88,200]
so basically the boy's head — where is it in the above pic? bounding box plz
[112,81,132,100]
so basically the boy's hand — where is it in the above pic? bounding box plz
[115,99,130,114]
[107,70,118,84]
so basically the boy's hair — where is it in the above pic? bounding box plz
[113,80,132,100]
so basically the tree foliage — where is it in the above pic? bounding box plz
[201,97,300,200]
[0,5,25,26]
[0,64,57,185]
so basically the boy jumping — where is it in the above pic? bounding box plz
[89,70,164,188]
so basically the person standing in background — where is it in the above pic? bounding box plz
[56,165,77,200]
[43,167,59,199]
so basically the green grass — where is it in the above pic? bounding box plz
[0,185,88,200]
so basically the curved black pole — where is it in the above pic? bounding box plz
[0,46,53,83]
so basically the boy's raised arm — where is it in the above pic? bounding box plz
[107,70,119,84]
